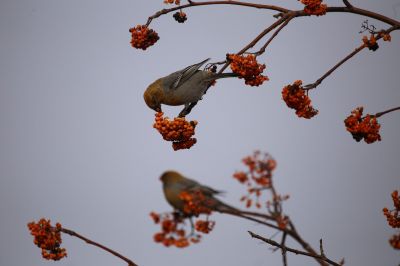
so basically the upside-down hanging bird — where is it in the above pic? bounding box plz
[144,58,237,117]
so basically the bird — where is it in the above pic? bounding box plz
[160,170,237,215]
[144,58,237,117]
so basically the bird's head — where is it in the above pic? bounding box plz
[143,79,163,112]
[160,170,184,185]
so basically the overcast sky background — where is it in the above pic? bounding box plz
[1,1,399,266]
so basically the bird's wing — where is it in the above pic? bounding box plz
[170,58,210,89]
[181,176,222,196]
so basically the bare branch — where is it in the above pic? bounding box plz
[326,6,400,27]
[374,106,400,118]
[281,233,288,266]
[303,25,398,91]
[248,231,342,266]
[61,228,138,266]
[303,43,366,90]
[146,1,289,26]
[216,15,290,75]
[254,15,294,56]
[146,2,400,29]
[319,239,326,258]
[343,0,353,8]
[287,220,329,266]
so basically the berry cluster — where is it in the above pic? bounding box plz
[299,0,327,16]
[389,233,400,250]
[383,191,400,249]
[153,112,198,150]
[195,220,215,234]
[164,0,180,5]
[266,194,290,210]
[383,191,400,228]
[378,31,392,42]
[150,211,214,248]
[173,11,187,23]
[151,212,192,248]
[227,54,269,86]
[344,107,381,144]
[129,25,159,50]
[179,191,213,216]
[282,80,319,119]
[362,34,379,51]
[275,214,289,230]
[234,151,278,209]
[27,218,67,261]
[234,151,290,229]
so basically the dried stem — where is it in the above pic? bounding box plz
[374,106,400,118]
[248,231,342,266]
[60,228,138,266]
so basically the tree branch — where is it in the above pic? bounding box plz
[248,231,342,266]
[303,25,398,90]
[254,15,294,56]
[146,1,289,26]
[303,43,366,90]
[281,232,288,266]
[146,2,400,29]
[343,0,353,8]
[216,15,290,75]
[375,106,400,118]
[61,228,138,266]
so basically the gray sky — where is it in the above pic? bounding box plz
[1,0,399,266]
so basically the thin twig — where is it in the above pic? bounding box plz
[319,239,326,258]
[325,6,400,26]
[146,1,289,26]
[303,43,366,90]
[287,220,329,266]
[374,106,400,118]
[216,15,290,75]
[248,231,342,266]
[343,0,353,8]
[281,232,288,266]
[61,228,138,266]
[223,207,331,266]
[303,25,398,90]
[146,2,400,29]
[254,15,294,56]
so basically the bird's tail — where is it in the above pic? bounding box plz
[210,198,273,221]
[210,198,240,213]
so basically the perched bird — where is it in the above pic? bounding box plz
[144,58,237,117]
[160,170,237,215]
